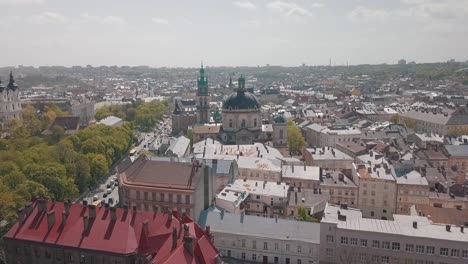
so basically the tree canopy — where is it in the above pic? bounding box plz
[287,120,306,155]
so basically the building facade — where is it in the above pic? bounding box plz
[201,209,320,264]
[118,156,213,221]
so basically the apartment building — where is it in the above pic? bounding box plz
[201,209,320,264]
[355,153,397,220]
[282,164,321,191]
[234,156,283,182]
[305,124,362,147]
[320,204,468,264]
[400,107,468,136]
[118,156,213,221]
[303,147,354,170]
[3,199,220,264]
[321,170,359,206]
[396,170,430,214]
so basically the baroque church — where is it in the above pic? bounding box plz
[0,72,22,126]
[174,64,287,146]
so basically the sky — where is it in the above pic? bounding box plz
[1,0,468,67]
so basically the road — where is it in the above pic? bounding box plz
[80,116,172,206]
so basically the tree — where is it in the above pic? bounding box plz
[22,105,42,135]
[390,114,400,124]
[403,118,416,129]
[287,120,306,155]
[297,206,319,223]
[15,180,50,202]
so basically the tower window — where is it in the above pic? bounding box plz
[254,118,257,127]
[229,119,233,128]
[241,119,246,128]
[280,129,284,139]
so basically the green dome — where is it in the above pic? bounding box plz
[223,91,260,110]
[274,115,286,123]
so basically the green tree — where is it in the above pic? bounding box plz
[287,120,306,155]
[297,206,319,222]
[15,180,50,202]
[22,105,42,136]
[404,118,416,129]
[390,114,400,124]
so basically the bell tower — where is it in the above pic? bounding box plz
[196,62,210,124]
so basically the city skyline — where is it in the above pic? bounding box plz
[1,0,468,67]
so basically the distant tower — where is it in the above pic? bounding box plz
[196,62,210,124]
[228,76,234,91]
[0,71,22,126]
[273,114,287,147]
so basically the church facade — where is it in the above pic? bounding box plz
[0,72,22,126]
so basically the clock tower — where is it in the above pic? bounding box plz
[196,63,210,124]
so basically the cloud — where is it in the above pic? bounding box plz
[233,1,256,9]
[31,12,66,24]
[81,13,127,25]
[267,1,313,17]
[0,0,44,4]
[151,17,169,25]
[311,2,324,8]
[348,6,390,23]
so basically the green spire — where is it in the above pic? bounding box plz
[197,61,208,95]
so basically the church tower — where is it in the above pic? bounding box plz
[196,63,210,124]
[273,114,287,147]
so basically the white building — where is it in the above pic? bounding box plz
[305,124,361,147]
[97,115,123,127]
[201,209,321,264]
[282,164,321,191]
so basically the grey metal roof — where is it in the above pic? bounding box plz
[215,159,232,175]
[200,209,320,243]
[445,145,468,157]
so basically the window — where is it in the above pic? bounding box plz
[152,192,156,200]
[168,194,173,203]
[264,242,268,250]
[426,246,435,255]
[274,257,279,264]
[229,119,232,128]
[185,195,190,205]
[136,191,140,199]
[359,253,367,261]
[381,256,390,263]
[45,251,52,259]
[371,191,375,196]
[372,240,380,248]
[341,236,348,245]
[350,237,358,246]
[34,248,40,257]
[160,193,165,202]
[297,246,302,253]
[326,235,334,243]
[275,243,279,250]
[144,192,148,200]
[440,248,448,256]
[326,248,333,257]
[286,258,290,264]
[416,245,424,254]
[279,129,284,139]
[241,119,246,128]
[297,260,302,264]
[360,239,368,247]
[372,255,379,262]
[382,241,390,249]
[254,118,257,127]
[241,239,245,248]
[227,250,231,257]
[286,244,290,251]
[451,249,459,257]
[406,244,414,252]
[252,240,256,249]
[252,254,257,261]
[177,194,181,203]
[241,253,246,260]
[392,242,400,251]
[462,250,468,259]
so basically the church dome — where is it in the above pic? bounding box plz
[223,91,260,110]
[223,75,260,110]
[274,114,286,123]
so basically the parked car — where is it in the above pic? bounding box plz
[103,193,108,198]
[92,195,98,201]
[106,184,111,188]
[108,198,114,205]
[106,188,112,194]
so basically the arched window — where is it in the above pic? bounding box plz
[279,129,284,139]
[241,119,246,128]
[254,118,257,127]
[229,119,233,128]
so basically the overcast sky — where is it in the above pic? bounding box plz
[1,0,467,67]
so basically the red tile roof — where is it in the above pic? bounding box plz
[4,199,220,264]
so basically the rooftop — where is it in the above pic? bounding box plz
[236,156,282,172]
[193,139,284,161]
[396,170,429,186]
[4,199,219,263]
[306,147,353,161]
[230,179,289,198]
[199,209,320,244]
[282,165,320,181]
[322,204,468,243]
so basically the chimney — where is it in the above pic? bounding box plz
[17,208,25,224]
[88,205,96,219]
[83,215,89,232]
[123,204,128,213]
[292,164,294,173]
[413,221,417,229]
[446,225,451,232]
[110,207,117,221]
[62,210,69,226]
[142,219,149,234]
[205,225,211,237]
[183,224,189,237]
[184,236,194,255]
[168,210,173,221]
[304,164,306,171]
[64,201,70,215]
[132,205,137,212]
[104,203,110,211]
[24,202,33,216]
[275,214,278,223]
[461,226,465,233]
[370,151,373,157]
[82,200,88,207]
[172,227,178,250]
[220,210,225,220]
[47,210,55,230]
[38,199,47,213]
